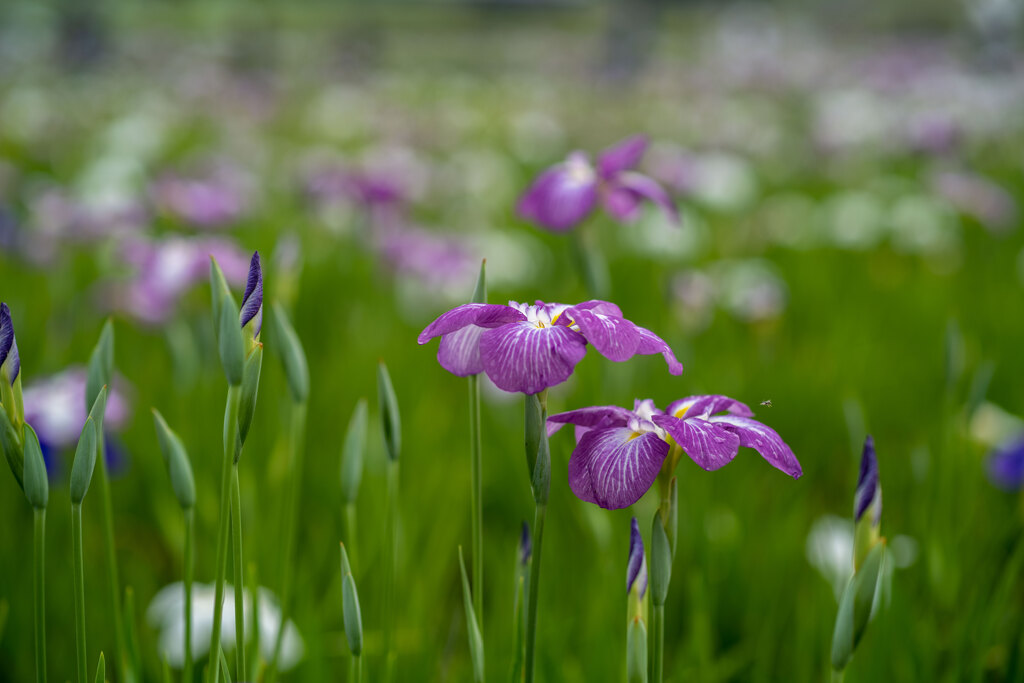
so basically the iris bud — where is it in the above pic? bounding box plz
[377,361,401,463]
[69,416,99,504]
[339,543,363,657]
[340,399,368,505]
[152,409,196,510]
[853,436,882,570]
[270,303,309,404]
[22,424,48,510]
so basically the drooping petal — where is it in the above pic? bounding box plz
[626,517,648,598]
[653,414,740,471]
[634,326,684,375]
[239,251,263,336]
[666,395,753,419]
[478,322,587,395]
[566,307,643,362]
[604,172,680,225]
[854,435,880,523]
[437,325,486,376]
[516,154,599,232]
[417,304,526,344]
[567,427,669,510]
[598,135,648,179]
[0,303,19,385]
[547,404,635,438]
[709,414,803,478]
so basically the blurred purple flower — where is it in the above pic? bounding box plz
[626,517,647,598]
[517,135,678,232]
[548,396,799,509]
[153,166,250,229]
[988,436,1024,492]
[932,171,1017,233]
[114,236,251,325]
[0,303,20,385]
[375,222,478,298]
[418,300,682,395]
[304,164,406,209]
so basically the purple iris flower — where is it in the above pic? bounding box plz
[854,435,881,524]
[548,395,800,510]
[417,299,682,395]
[152,167,249,229]
[0,303,20,385]
[987,436,1024,492]
[240,251,263,338]
[517,135,678,232]
[626,517,647,598]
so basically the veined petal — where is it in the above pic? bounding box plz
[479,322,586,395]
[653,414,740,471]
[627,517,648,598]
[566,307,643,362]
[565,299,625,319]
[598,135,648,179]
[0,303,19,385]
[709,414,802,478]
[417,304,525,344]
[855,435,880,523]
[547,404,635,438]
[517,155,599,232]
[239,251,263,336]
[634,326,684,375]
[437,325,486,376]
[568,427,669,510]
[666,395,753,419]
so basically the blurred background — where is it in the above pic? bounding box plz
[1,0,1023,681]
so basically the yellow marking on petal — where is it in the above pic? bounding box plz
[626,431,642,441]
[675,405,690,418]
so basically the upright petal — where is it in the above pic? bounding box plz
[437,325,486,376]
[709,414,802,478]
[547,404,635,438]
[568,427,669,510]
[854,435,880,523]
[598,135,648,179]
[517,154,599,232]
[0,303,19,385]
[667,395,753,419]
[479,322,586,395]
[239,251,264,336]
[627,517,648,598]
[653,414,740,471]
[563,299,624,319]
[417,304,526,344]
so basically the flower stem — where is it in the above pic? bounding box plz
[231,465,246,680]
[468,373,483,625]
[523,392,550,683]
[651,604,664,683]
[345,502,358,568]
[96,438,129,682]
[72,503,88,683]
[524,503,547,683]
[184,508,194,683]
[33,508,46,683]
[349,653,362,682]
[831,668,846,683]
[208,384,241,683]
[383,460,400,681]
[268,400,307,683]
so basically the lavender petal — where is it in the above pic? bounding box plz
[0,303,20,385]
[478,322,587,395]
[547,404,635,438]
[653,414,740,471]
[417,304,526,344]
[516,157,599,232]
[597,135,648,179]
[710,414,803,478]
[568,427,669,510]
[437,324,486,377]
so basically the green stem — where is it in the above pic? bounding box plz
[208,385,241,683]
[96,438,128,681]
[524,503,547,683]
[184,508,195,683]
[831,668,845,683]
[268,400,307,683]
[651,604,664,683]
[383,460,400,681]
[349,653,362,682]
[33,508,46,683]
[232,465,246,680]
[468,373,483,626]
[345,503,358,569]
[72,503,88,683]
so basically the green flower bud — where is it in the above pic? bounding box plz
[86,319,114,417]
[270,303,309,404]
[340,399,368,505]
[69,417,99,504]
[22,424,47,509]
[339,543,363,657]
[152,409,196,510]
[377,361,401,463]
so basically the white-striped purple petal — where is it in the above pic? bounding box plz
[239,251,263,336]
[516,153,599,232]
[417,304,526,344]
[478,322,587,395]
[633,326,684,376]
[436,324,486,377]
[709,414,802,478]
[666,395,753,419]
[854,435,880,523]
[626,517,648,598]
[566,299,624,319]
[598,136,648,179]
[566,307,643,362]
[568,427,669,509]
[0,303,19,385]
[653,414,740,471]
[547,404,635,438]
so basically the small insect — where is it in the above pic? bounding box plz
[760,399,773,407]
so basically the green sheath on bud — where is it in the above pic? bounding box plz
[626,617,648,683]
[831,541,886,670]
[210,258,231,341]
[0,406,24,491]
[86,320,114,415]
[377,361,401,463]
[217,291,245,386]
[87,385,109,435]
[649,513,671,607]
[270,303,309,404]
[69,417,99,504]
[152,409,196,510]
[237,344,264,450]
[340,399,368,504]
[458,546,485,683]
[22,424,48,510]
[339,543,363,657]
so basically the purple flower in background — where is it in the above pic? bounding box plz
[375,221,478,298]
[626,517,647,598]
[987,436,1024,492]
[855,435,881,524]
[0,303,20,385]
[548,395,800,510]
[153,166,250,229]
[517,135,678,232]
[304,164,406,209]
[240,251,263,338]
[932,171,1017,233]
[418,299,682,395]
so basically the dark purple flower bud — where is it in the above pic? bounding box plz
[519,521,532,567]
[240,251,263,338]
[0,303,20,385]
[626,517,647,599]
[854,435,881,525]
[988,436,1024,492]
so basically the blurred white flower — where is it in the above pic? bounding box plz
[146,582,303,671]
[970,402,1024,448]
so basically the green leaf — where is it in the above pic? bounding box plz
[270,303,309,404]
[161,654,171,683]
[340,543,364,656]
[831,541,886,670]
[340,399,368,504]
[69,417,98,504]
[511,576,524,683]
[0,405,24,492]
[471,259,487,304]
[626,617,648,683]
[237,345,264,450]
[458,546,485,682]
[218,290,245,386]
[93,651,105,683]
[377,361,401,463]
[152,409,196,510]
[86,319,114,416]
[22,424,47,509]
[218,645,233,683]
[649,512,672,607]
